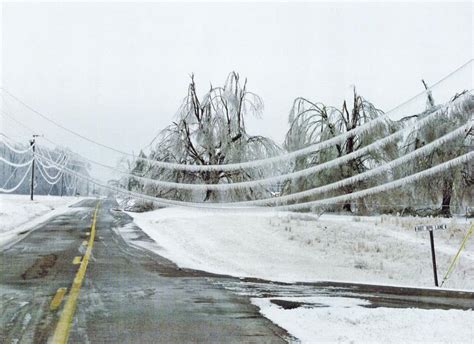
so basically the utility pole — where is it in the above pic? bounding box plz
[30,134,41,200]
[60,174,64,197]
[29,138,34,200]
[421,79,435,108]
[29,135,40,201]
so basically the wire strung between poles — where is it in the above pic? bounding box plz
[0,164,32,193]
[35,153,69,181]
[0,156,34,168]
[35,146,68,169]
[36,150,474,210]
[1,60,472,172]
[35,159,65,185]
[31,94,473,191]
[34,122,472,207]
[0,133,35,154]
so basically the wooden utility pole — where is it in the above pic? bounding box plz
[29,134,41,201]
[29,137,36,201]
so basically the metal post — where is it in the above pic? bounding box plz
[429,230,439,287]
[30,138,35,201]
[60,174,64,196]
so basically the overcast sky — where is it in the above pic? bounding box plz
[1,2,472,179]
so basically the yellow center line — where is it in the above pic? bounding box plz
[50,288,67,311]
[50,202,100,344]
[72,256,82,265]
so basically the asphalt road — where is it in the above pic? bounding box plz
[2,198,473,344]
[1,199,290,343]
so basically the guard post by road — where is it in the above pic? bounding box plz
[415,224,447,287]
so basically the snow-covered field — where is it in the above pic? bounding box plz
[0,194,84,249]
[128,207,473,290]
[127,207,474,343]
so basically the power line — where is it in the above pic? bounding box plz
[0,164,32,193]
[2,91,472,197]
[34,105,472,197]
[1,59,472,172]
[2,92,471,191]
[34,149,473,211]
[0,133,35,154]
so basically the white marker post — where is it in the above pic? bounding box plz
[415,224,447,287]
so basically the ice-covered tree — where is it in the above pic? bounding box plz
[130,72,281,202]
[126,151,148,192]
[284,88,398,213]
[401,89,473,217]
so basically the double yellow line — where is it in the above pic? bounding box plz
[50,202,100,344]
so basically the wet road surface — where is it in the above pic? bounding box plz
[1,199,290,343]
[2,198,473,343]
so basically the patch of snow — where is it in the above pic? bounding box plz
[0,194,85,249]
[252,296,474,343]
[22,313,31,329]
[128,207,474,290]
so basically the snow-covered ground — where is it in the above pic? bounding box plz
[128,207,473,290]
[252,296,473,343]
[126,207,474,343]
[0,194,84,249]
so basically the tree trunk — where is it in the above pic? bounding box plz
[342,135,357,213]
[356,198,368,215]
[204,189,213,202]
[203,171,221,202]
[440,177,454,217]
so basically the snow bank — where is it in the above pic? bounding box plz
[252,296,473,343]
[0,194,84,249]
[129,207,474,290]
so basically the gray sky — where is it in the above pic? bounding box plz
[1,2,472,179]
